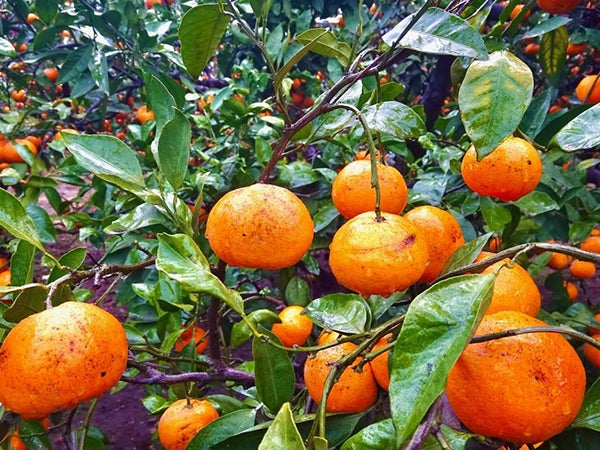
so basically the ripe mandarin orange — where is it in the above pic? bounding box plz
[461,137,543,202]
[205,183,314,270]
[304,342,378,413]
[581,235,600,254]
[0,139,38,163]
[136,105,155,123]
[548,251,572,270]
[369,333,392,391]
[0,271,11,286]
[328,212,429,296]
[567,42,588,56]
[576,75,600,103]
[271,305,313,347]
[43,67,59,82]
[569,259,596,279]
[404,205,465,282]
[537,0,583,14]
[157,398,219,450]
[331,160,408,219]
[477,253,541,316]
[175,324,208,354]
[564,280,579,301]
[584,335,600,369]
[0,301,129,419]
[446,311,586,444]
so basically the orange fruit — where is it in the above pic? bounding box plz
[461,137,543,202]
[583,334,600,369]
[404,205,465,283]
[569,259,596,279]
[136,105,155,123]
[446,311,586,444]
[0,270,11,286]
[510,4,531,19]
[0,139,38,163]
[369,333,392,391]
[478,253,541,316]
[576,75,600,103]
[317,330,341,345]
[157,398,219,450]
[9,418,50,450]
[271,305,313,347]
[175,324,208,354]
[547,251,572,270]
[537,0,583,14]
[24,135,42,150]
[354,149,381,160]
[524,43,540,55]
[567,42,588,56]
[43,67,59,82]
[328,212,429,296]
[331,160,408,219]
[304,342,378,413]
[10,90,26,102]
[0,301,129,419]
[205,183,314,270]
[581,235,600,254]
[26,13,40,24]
[146,0,162,8]
[564,280,578,301]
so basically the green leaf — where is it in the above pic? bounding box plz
[305,293,370,334]
[275,30,328,86]
[3,285,49,323]
[522,16,571,39]
[313,202,340,233]
[382,8,487,59]
[361,101,426,140]
[249,0,273,21]
[459,51,534,158]
[390,274,495,445]
[155,109,191,190]
[0,189,45,252]
[296,29,352,67]
[572,377,600,431]
[179,4,230,78]
[421,424,475,449]
[439,232,493,276]
[145,74,176,132]
[340,418,396,450]
[156,233,244,315]
[520,89,553,139]
[552,103,600,151]
[10,240,36,286]
[0,37,17,57]
[19,419,52,449]
[231,309,280,348]
[48,247,87,283]
[61,133,145,194]
[56,45,94,85]
[539,26,568,84]
[513,191,559,215]
[284,276,311,306]
[258,403,305,450]
[26,204,56,243]
[105,204,171,234]
[480,197,512,232]
[187,409,257,450]
[253,328,295,413]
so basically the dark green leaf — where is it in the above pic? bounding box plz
[179,4,230,78]
[26,204,56,243]
[340,418,396,450]
[155,109,191,190]
[552,103,600,151]
[0,189,44,252]
[19,419,52,449]
[35,0,58,22]
[536,104,592,146]
[572,377,600,431]
[3,285,48,323]
[249,0,273,21]
[439,232,493,276]
[145,74,176,132]
[284,276,311,306]
[390,274,495,445]
[382,8,487,59]
[361,101,426,139]
[105,204,171,234]
[142,395,170,414]
[156,233,244,314]
[231,309,280,348]
[188,409,257,450]
[305,293,370,334]
[513,191,559,215]
[253,328,295,413]
[296,29,351,66]
[57,45,94,85]
[480,196,512,232]
[276,30,328,86]
[48,247,87,283]
[421,424,475,449]
[459,51,533,158]
[522,16,571,39]
[258,403,305,450]
[520,89,553,139]
[539,26,568,84]
[313,202,340,233]
[10,240,36,286]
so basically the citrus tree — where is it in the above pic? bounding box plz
[0,0,600,449]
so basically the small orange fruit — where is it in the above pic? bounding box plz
[564,280,578,301]
[43,67,59,82]
[24,135,42,149]
[569,259,596,279]
[354,149,381,160]
[271,305,313,347]
[589,313,600,335]
[205,183,314,270]
[461,137,543,202]
[581,235,600,254]
[446,310,586,444]
[567,42,588,56]
[304,342,378,413]
[404,205,465,282]
[477,253,541,316]
[157,398,219,450]
[317,330,341,345]
[576,75,600,103]
[583,334,600,369]
[26,13,40,24]
[0,301,128,419]
[369,334,392,391]
[10,90,27,102]
[537,0,583,14]
[331,160,408,219]
[524,43,540,55]
[510,4,531,19]
[548,251,572,270]
[328,212,429,296]
[136,105,155,123]
[175,324,208,354]
[0,271,11,287]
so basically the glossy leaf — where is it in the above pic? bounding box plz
[360,101,426,139]
[305,293,370,334]
[421,425,475,449]
[382,8,487,60]
[62,133,145,194]
[36,0,59,22]
[340,418,396,450]
[539,26,568,84]
[284,276,311,306]
[0,189,44,252]
[145,74,176,131]
[19,419,52,449]
[520,89,553,139]
[156,109,191,190]
[439,232,492,276]
[296,29,351,67]
[313,202,340,233]
[572,377,600,431]
[480,197,512,232]
[389,274,495,445]
[522,16,571,39]
[253,328,295,413]
[536,104,591,146]
[513,191,559,215]
[249,0,273,20]
[3,285,49,323]
[276,30,328,86]
[0,37,17,57]
[105,204,171,234]
[26,204,56,243]
[258,403,305,450]
[459,51,533,158]
[48,247,87,283]
[10,240,36,286]
[156,233,244,314]
[231,309,280,348]
[310,81,362,139]
[179,4,230,78]
[187,409,257,450]
[552,103,600,151]
[57,45,93,85]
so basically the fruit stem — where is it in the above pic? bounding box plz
[471,325,600,349]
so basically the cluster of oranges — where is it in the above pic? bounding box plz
[0,135,39,168]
